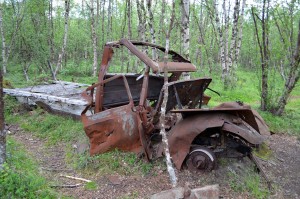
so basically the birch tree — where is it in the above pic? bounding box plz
[54,0,71,79]
[0,62,5,169]
[48,0,55,62]
[0,3,24,75]
[181,0,190,80]
[274,20,300,115]
[251,0,270,111]
[107,0,112,41]
[235,0,246,64]
[146,0,157,61]
[209,0,245,89]
[136,0,146,42]
[0,6,6,75]
[160,0,177,187]
[89,0,98,77]
[159,0,166,45]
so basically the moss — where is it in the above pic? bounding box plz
[253,143,273,160]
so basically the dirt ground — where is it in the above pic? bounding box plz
[8,124,300,199]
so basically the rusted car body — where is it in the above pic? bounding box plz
[81,39,269,171]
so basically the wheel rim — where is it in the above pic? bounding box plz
[186,147,216,172]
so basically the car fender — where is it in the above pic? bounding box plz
[168,112,264,170]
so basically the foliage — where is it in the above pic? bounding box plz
[0,138,57,198]
[68,149,155,176]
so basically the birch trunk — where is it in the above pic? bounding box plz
[55,0,70,78]
[160,0,177,188]
[181,0,190,80]
[212,0,226,81]
[226,0,240,88]
[90,0,98,77]
[159,0,166,45]
[261,0,270,111]
[107,0,112,41]
[0,64,5,169]
[146,0,157,61]
[235,0,246,64]
[274,20,300,115]
[127,0,132,39]
[23,62,30,82]
[48,0,55,62]
[0,7,7,75]
[222,0,229,84]
[101,0,105,45]
[251,1,270,111]
[136,0,146,42]
[0,3,24,75]
[140,0,147,43]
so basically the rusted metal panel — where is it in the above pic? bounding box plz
[157,62,197,72]
[167,111,265,170]
[82,104,142,155]
[154,78,212,114]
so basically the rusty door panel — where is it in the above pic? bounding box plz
[82,104,142,155]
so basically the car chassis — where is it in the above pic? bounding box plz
[81,39,269,172]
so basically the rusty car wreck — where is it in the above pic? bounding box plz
[81,39,269,172]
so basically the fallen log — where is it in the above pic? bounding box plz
[3,89,88,105]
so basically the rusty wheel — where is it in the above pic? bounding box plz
[185,146,216,172]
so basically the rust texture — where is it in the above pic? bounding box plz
[81,39,270,171]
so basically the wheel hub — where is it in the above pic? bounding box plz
[186,146,216,172]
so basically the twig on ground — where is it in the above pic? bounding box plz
[50,183,82,188]
[60,174,91,182]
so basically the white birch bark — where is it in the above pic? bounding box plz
[228,0,239,67]
[107,0,112,41]
[55,0,71,78]
[136,0,145,42]
[226,0,240,87]
[0,64,5,169]
[0,7,7,75]
[212,0,226,80]
[90,0,98,77]
[146,0,157,61]
[222,0,229,82]
[181,0,190,80]
[235,0,246,64]
[159,0,166,45]
[0,4,24,75]
[160,0,177,187]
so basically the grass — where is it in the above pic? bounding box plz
[0,138,58,198]
[228,168,270,199]
[4,96,86,145]
[67,148,156,176]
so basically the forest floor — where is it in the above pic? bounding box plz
[8,124,300,199]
